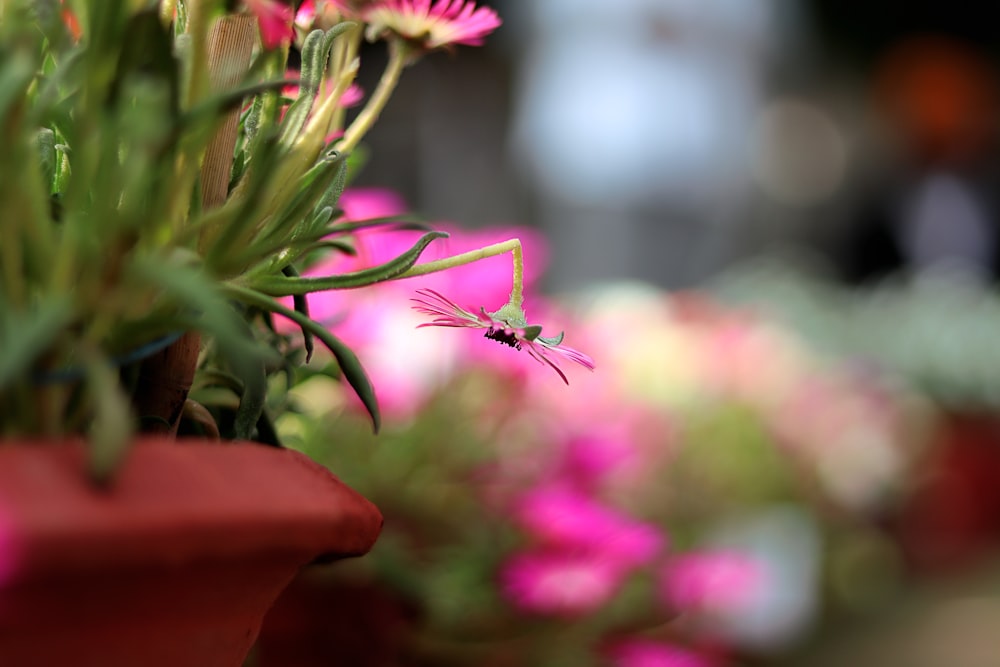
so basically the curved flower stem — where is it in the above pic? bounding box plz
[396,238,524,308]
[336,37,410,154]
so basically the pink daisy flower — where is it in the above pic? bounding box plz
[411,289,594,383]
[363,0,502,50]
[244,0,295,49]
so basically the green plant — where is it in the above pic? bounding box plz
[0,0,503,479]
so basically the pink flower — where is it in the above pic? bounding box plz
[659,551,764,615]
[608,640,717,667]
[337,187,409,223]
[514,487,665,568]
[295,0,347,30]
[363,0,502,50]
[500,551,625,616]
[244,0,295,49]
[326,0,377,18]
[283,76,364,110]
[412,289,594,384]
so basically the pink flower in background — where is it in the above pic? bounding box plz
[500,551,625,616]
[608,640,717,667]
[659,551,764,615]
[283,76,365,109]
[244,0,295,49]
[337,187,408,221]
[295,0,346,30]
[514,487,665,568]
[364,0,502,49]
[412,289,594,384]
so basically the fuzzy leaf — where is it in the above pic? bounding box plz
[249,231,448,295]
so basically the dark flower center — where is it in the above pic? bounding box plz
[485,327,521,350]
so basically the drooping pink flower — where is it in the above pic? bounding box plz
[412,289,594,384]
[500,551,626,616]
[608,640,717,667]
[513,487,665,568]
[278,197,551,415]
[659,551,764,615]
[363,0,502,50]
[244,0,295,49]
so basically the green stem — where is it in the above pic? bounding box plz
[397,238,524,308]
[336,37,409,154]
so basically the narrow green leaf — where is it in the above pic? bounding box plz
[0,297,75,389]
[231,339,268,441]
[249,231,449,295]
[85,354,135,486]
[128,258,277,366]
[283,264,315,362]
[221,284,381,432]
[278,29,325,146]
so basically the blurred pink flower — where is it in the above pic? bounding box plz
[412,289,594,383]
[364,0,502,49]
[561,433,638,488]
[326,0,377,18]
[338,187,409,223]
[283,76,364,109]
[244,0,294,49]
[659,551,764,615]
[608,640,717,667]
[295,0,346,30]
[514,487,665,568]
[500,551,625,616]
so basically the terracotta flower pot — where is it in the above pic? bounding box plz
[0,438,382,667]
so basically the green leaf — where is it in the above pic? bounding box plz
[85,354,135,486]
[537,331,565,346]
[128,257,276,367]
[0,297,75,389]
[282,264,315,362]
[248,230,449,295]
[277,29,325,146]
[231,332,268,441]
[221,284,381,433]
[324,215,433,236]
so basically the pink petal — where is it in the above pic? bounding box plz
[245,0,294,49]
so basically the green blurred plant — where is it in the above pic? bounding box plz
[0,0,456,479]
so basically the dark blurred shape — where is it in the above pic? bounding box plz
[876,37,998,165]
[896,413,1000,573]
[254,571,419,667]
[841,37,1000,283]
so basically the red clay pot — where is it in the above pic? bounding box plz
[0,438,382,667]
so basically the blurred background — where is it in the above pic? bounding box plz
[351,0,1000,291]
[250,2,1000,665]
